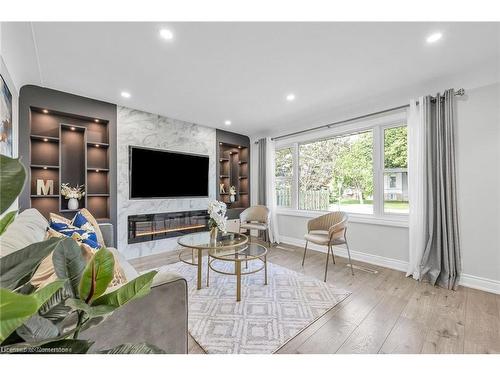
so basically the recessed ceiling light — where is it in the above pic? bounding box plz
[94,119,99,123]
[70,127,76,131]
[43,138,48,142]
[286,93,296,102]
[224,120,232,126]
[160,28,174,40]
[121,91,131,98]
[42,109,49,114]
[426,32,443,44]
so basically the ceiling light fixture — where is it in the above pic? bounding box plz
[224,120,232,126]
[43,138,48,142]
[426,32,443,44]
[286,93,296,102]
[121,91,131,99]
[42,109,49,114]
[70,127,76,131]
[94,119,99,123]
[160,28,174,41]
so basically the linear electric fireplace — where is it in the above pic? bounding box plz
[128,210,209,244]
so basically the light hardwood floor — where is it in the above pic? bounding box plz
[130,239,500,354]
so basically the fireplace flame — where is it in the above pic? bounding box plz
[135,224,206,237]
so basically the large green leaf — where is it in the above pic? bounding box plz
[0,237,62,290]
[32,280,66,306]
[52,238,86,297]
[0,210,17,235]
[92,271,157,308]
[79,247,115,303]
[0,156,26,215]
[99,343,164,354]
[66,298,116,318]
[38,283,73,321]
[16,315,59,342]
[0,281,63,342]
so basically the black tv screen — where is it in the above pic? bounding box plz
[130,147,209,198]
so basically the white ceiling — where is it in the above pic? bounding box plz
[2,22,499,136]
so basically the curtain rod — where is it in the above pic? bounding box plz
[254,88,465,143]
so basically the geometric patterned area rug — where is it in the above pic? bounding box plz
[157,259,351,354]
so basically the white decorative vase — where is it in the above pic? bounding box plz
[68,198,79,210]
[230,194,235,203]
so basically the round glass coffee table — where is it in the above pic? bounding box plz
[208,243,268,301]
[177,231,248,290]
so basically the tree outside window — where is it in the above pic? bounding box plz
[383,126,408,214]
[297,131,374,213]
[275,147,293,207]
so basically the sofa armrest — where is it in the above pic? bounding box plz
[80,271,188,354]
[99,223,114,248]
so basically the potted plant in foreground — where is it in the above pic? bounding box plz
[0,155,161,354]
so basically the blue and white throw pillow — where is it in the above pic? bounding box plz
[48,211,101,251]
[72,210,96,233]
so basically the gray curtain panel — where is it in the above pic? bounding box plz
[419,89,461,290]
[257,138,267,205]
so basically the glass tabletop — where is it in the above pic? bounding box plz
[209,243,268,261]
[177,231,248,249]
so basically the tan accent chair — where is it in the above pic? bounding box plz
[239,205,270,244]
[302,211,354,281]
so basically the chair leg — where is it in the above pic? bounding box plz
[324,245,330,282]
[346,240,354,276]
[302,241,308,266]
[330,245,336,264]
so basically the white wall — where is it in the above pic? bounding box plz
[455,82,500,289]
[0,56,19,216]
[254,82,500,293]
[116,106,216,259]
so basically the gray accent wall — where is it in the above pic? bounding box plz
[117,106,216,259]
[18,85,117,239]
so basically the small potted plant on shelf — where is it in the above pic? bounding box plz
[229,185,237,203]
[61,183,85,210]
[207,200,228,241]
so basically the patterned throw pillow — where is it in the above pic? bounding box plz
[49,213,72,231]
[49,220,101,251]
[38,209,126,289]
[72,209,106,247]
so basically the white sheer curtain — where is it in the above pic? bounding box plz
[265,137,280,244]
[407,98,426,279]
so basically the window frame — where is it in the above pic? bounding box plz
[380,123,409,218]
[274,111,408,222]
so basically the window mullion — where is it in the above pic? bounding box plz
[292,142,299,210]
[373,126,383,217]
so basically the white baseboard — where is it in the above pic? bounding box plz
[279,235,409,272]
[279,235,500,295]
[460,273,500,295]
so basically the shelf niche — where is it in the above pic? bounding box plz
[216,129,250,217]
[60,124,86,212]
[28,107,110,220]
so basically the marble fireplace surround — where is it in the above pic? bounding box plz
[117,106,216,259]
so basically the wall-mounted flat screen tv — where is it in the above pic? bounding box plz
[130,146,209,198]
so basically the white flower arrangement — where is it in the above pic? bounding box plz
[229,185,236,196]
[60,183,85,200]
[207,200,227,232]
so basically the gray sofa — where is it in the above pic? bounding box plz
[0,209,188,354]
